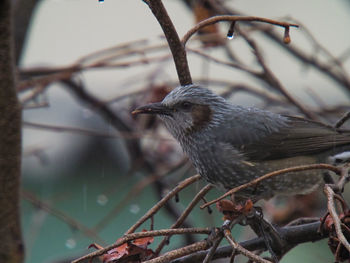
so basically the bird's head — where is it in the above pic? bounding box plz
[132,85,228,139]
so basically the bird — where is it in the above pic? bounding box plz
[132,84,350,201]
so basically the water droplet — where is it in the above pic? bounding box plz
[66,238,76,249]
[97,194,108,206]
[129,204,140,214]
[227,32,235,40]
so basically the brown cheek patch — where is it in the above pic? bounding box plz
[186,104,212,135]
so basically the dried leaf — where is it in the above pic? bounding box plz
[89,229,155,263]
[216,199,235,213]
[216,199,254,220]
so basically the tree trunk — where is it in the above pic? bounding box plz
[0,0,24,262]
[13,0,41,64]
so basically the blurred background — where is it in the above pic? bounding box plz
[18,0,350,262]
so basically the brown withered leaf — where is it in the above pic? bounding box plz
[216,199,253,220]
[89,230,155,263]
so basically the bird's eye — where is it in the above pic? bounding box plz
[180,101,192,110]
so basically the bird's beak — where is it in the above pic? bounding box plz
[132,102,172,116]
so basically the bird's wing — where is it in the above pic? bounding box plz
[217,113,350,161]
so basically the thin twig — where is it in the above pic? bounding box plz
[189,45,316,119]
[71,228,211,263]
[22,190,106,245]
[209,5,350,93]
[202,234,222,263]
[126,174,201,234]
[335,111,350,128]
[144,240,210,263]
[286,217,320,226]
[155,184,213,255]
[22,121,133,139]
[201,164,340,209]
[334,164,350,194]
[324,185,350,253]
[61,79,143,161]
[22,120,173,141]
[203,218,243,263]
[238,29,317,120]
[92,159,188,233]
[18,42,172,95]
[169,221,324,262]
[223,228,272,263]
[181,15,298,46]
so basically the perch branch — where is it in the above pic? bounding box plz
[169,221,325,263]
[201,164,340,209]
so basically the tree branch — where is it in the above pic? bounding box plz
[145,0,192,86]
[72,227,211,263]
[201,163,340,209]
[126,174,201,234]
[13,0,40,63]
[170,221,325,263]
[181,15,298,46]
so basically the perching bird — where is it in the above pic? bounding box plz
[132,84,350,201]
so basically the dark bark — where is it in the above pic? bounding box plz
[0,0,24,262]
[170,222,325,263]
[13,0,41,64]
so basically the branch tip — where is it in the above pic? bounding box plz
[227,21,236,39]
[283,26,291,44]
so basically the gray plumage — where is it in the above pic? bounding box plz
[133,84,350,200]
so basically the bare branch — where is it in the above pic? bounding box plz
[126,174,201,234]
[170,221,325,263]
[202,164,341,209]
[238,29,318,120]
[145,240,210,263]
[72,227,211,263]
[181,15,298,46]
[335,111,350,128]
[155,184,213,255]
[22,190,105,245]
[92,159,188,233]
[324,185,350,253]
[208,4,350,93]
[223,228,271,263]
